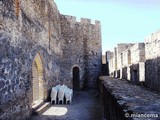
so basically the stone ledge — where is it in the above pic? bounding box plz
[99,76,160,120]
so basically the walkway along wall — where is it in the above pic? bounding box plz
[0,0,102,119]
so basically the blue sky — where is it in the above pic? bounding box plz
[55,0,160,54]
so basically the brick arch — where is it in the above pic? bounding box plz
[32,52,45,105]
[34,52,44,72]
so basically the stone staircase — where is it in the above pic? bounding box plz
[32,101,51,115]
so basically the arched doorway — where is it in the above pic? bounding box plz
[32,53,44,105]
[73,67,80,90]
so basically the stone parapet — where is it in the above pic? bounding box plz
[99,76,160,120]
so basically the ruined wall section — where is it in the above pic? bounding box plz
[0,0,61,119]
[60,15,102,88]
[108,30,160,92]
[145,30,160,91]
[108,43,146,82]
[130,43,145,64]
[117,43,134,54]
[122,49,131,67]
[116,44,134,69]
[129,43,145,83]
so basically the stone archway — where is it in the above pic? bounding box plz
[32,53,44,105]
[73,67,80,91]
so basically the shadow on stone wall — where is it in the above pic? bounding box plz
[145,57,160,92]
[111,62,146,87]
[101,63,109,76]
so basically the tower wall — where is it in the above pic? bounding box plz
[60,15,102,88]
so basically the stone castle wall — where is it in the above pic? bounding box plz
[108,43,146,83]
[60,15,102,88]
[145,30,160,91]
[116,44,134,69]
[0,0,62,119]
[122,49,131,67]
[130,43,145,64]
[107,30,160,92]
[0,0,102,119]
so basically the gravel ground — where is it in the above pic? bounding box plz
[29,89,102,120]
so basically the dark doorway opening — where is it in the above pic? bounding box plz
[73,67,80,91]
[132,70,138,84]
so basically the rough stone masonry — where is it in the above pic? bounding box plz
[0,0,102,119]
[107,30,160,92]
[99,76,160,120]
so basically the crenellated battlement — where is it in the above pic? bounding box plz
[144,29,160,43]
[63,15,77,23]
[80,18,101,26]
[80,18,91,24]
[63,14,101,26]
[117,43,135,54]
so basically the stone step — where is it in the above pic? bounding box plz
[32,100,44,110]
[32,102,51,115]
